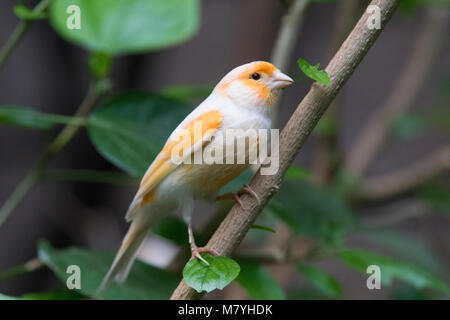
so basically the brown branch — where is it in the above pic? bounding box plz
[358,146,450,201]
[344,7,449,177]
[170,0,400,300]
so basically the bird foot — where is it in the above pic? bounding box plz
[216,184,260,210]
[190,246,218,265]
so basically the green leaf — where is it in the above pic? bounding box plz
[251,224,276,233]
[160,85,213,103]
[237,261,285,300]
[87,92,191,176]
[22,289,85,300]
[298,264,341,298]
[14,5,47,20]
[38,240,180,299]
[183,254,240,293]
[0,106,85,130]
[268,180,356,245]
[297,58,331,86]
[338,248,450,293]
[49,0,200,54]
[285,166,311,180]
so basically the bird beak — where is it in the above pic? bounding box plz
[271,70,294,89]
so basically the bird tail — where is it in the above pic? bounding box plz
[97,207,160,295]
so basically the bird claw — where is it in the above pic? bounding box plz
[216,184,260,210]
[190,246,218,265]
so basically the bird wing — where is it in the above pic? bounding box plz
[125,109,223,221]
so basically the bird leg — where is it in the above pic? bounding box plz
[188,223,218,265]
[216,184,260,210]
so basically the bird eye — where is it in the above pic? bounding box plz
[251,72,261,80]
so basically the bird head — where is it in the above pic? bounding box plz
[215,61,294,109]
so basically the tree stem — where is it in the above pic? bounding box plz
[0,0,53,71]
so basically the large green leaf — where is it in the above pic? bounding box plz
[338,248,449,293]
[49,0,199,54]
[0,106,83,130]
[236,261,286,300]
[38,241,180,299]
[298,264,341,298]
[87,92,192,176]
[268,180,356,245]
[183,254,240,293]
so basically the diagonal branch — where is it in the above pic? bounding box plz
[170,0,401,300]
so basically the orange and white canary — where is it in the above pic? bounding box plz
[99,61,293,291]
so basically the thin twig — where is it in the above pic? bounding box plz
[344,7,449,177]
[271,0,310,72]
[170,0,401,300]
[0,0,53,71]
[0,258,44,283]
[0,81,103,228]
[358,146,450,201]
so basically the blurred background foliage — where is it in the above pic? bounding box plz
[0,0,449,299]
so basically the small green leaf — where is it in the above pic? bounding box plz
[297,58,331,86]
[251,224,276,233]
[285,166,311,180]
[338,248,450,293]
[14,5,47,20]
[38,240,179,299]
[237,261,286,300]
[298,264,341,297]
[183,254,240,293]
[0,106,85,130]
[49,0,200,54]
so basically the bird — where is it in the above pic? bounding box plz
[98,61,293,292]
